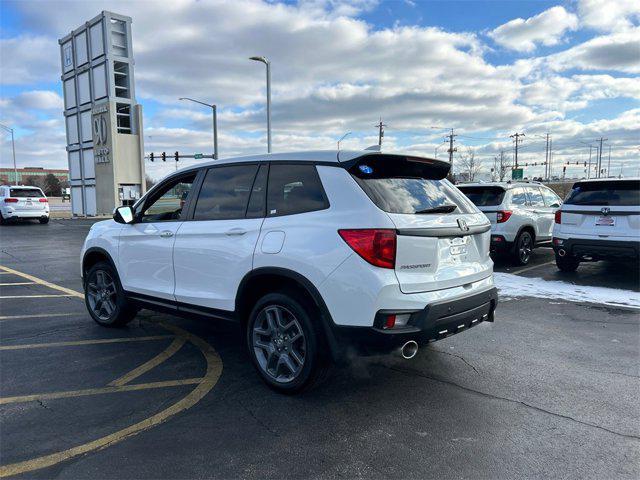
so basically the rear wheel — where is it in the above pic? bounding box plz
[39,217,49,224]
[246,291,329,394]
[84,261,137,327]
[513,230,533,266]
[555,253,580,272]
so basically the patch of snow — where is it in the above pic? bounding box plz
[494,273,640,310]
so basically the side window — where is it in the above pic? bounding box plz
[246,164,268,219]
[511,187,528,206]
[140,173,196,222]
[267,164,328,217]
[541,188,561,207]
[193,164,260,221]
[527,187,545,207]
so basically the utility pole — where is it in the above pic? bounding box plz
[607,145,611,178]
[544,133,550,179]
[597,137,607,178]
[376,118,386,147]
[446,128,457,173]
[548,137,553,179]
[510,132,525,168]
[0,123,17,184]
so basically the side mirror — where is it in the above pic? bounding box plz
[113,206,135,224]
[550,202,561,208]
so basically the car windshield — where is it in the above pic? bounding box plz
[565,180,640,206]
[10,188,44,198]
[458,186,506,207]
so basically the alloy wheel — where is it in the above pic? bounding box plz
[252,305,306,383]
[519,233,532,264]
[86,270,118,321]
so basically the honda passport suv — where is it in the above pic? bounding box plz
[81,150,497,393]
[552,178,639,271]
[458,182,562,265]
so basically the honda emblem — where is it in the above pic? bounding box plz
[457,219,470,232]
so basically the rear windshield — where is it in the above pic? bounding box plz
[349,156,474,214]
[10,188,44,198]
[565,180,640,206]
[458,186,506,207]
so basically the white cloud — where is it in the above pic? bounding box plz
[0,35,60,85]
[578,0,640,33]
[489,6,578,52]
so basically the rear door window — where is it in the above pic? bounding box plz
[565,180,640,206]
[267,164,328,216]
[10,188,44,198]
[511,188,528,206]
[526,187,545,207]
[458,186,505,207]
[540,188,561,207]
[194,164,260,220]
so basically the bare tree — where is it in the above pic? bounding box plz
[496,150,511,181]
[458,147,482,182]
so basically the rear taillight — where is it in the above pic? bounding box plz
[554,210,561,224]
[338,229,396,269]
[496,210,512,223]
[39,198,48,203]
[4,198,18,203]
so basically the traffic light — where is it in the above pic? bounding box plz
[174,151,179,162]
[150,152,154,162]
[162,152,166,162]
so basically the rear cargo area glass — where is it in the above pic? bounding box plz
[565,180,640,206]
[458,186,505,206]
[10,188,44,197]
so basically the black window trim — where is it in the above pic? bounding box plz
[266,162,330,218]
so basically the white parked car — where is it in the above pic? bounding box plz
[458,182,562,265]
[552,178,640,272]
[81,150,497,393]
[0,185,50,224]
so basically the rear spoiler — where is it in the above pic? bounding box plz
[340,153,451,180]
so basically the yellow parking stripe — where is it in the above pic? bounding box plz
[0,335,172,351]
[109,337,187,387]
[0,313,84,321]
[0,294,77,299]
[0,282,36,286]
[0,378,203,405]
[0,265,83,298]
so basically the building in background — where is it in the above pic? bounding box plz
[0,167,69,185]
[59,11,145,215]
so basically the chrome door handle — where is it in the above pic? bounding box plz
[225,228,247,236]
[160,230,174,238]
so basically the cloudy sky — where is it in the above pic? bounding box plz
[1,0,638,180]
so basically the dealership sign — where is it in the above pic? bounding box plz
[92,102,112,164]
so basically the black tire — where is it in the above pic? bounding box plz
[84,261,137,327]
[512,230,534,266]
[555,253,580,272]
[0,214,6,225]
[39,217,49,224]
[246,291,330,394]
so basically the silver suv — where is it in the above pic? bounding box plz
[458,182,562,265]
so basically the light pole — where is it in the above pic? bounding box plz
[337,132,351,150]
[0,123,17,184]
[434,141,447,159]
[249,56,271,153]
[179,97,218,159]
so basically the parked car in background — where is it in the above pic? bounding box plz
[0,185,50,224]
[458,181,562,265]
[81,150,497,393]
[552,178,640,272]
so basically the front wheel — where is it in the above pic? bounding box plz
[246,292,329,394]
[39,217,49,224]
[513,230,534,266]
[555,253,580,272]
[84,261,137,327]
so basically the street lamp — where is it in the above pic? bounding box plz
[179,97,218,159]
[434,140,447,159]
[249,56,272,153]
[0,123,18,184]
[337,132,351,150]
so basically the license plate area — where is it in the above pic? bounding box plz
[595,216,616,227]
[448,236,468,256]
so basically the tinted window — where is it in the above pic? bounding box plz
[267,164,328,216]
[540,188,561,207]
[526,187,545,207]
[350,157,473,214]
[511,188,528,206]
[458,186,506,207]
[565,180,640,206]
[246,164,268,219]
[194,165,259,220]
[10,188,44,198]
[141,173,196,222]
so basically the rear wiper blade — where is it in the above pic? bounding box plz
[415,204,457,214]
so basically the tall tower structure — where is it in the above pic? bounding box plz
[59,11,145,216]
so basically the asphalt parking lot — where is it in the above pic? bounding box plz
[1,219,639,479]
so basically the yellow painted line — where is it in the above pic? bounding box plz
[0,265,83,298]
[0,335,172,351]
[0,378,203,405]
[0,322,223,477]
[109,336,187,387]
[0,282,36,286]
[512,260,555,276]
[0,294,77,299]
[0,312,84,321]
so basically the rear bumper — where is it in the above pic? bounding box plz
[553,237,639,260]
[490,235,511,253]
[332,287,498,357]
[1,209,49,219]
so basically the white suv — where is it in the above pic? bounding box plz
[458,182,562,265]
[81,150,497,393]
[552,178,640,272]
[0,185,50,224]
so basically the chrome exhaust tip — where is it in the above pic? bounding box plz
[400,340,419,360]
[558,248,567,257]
